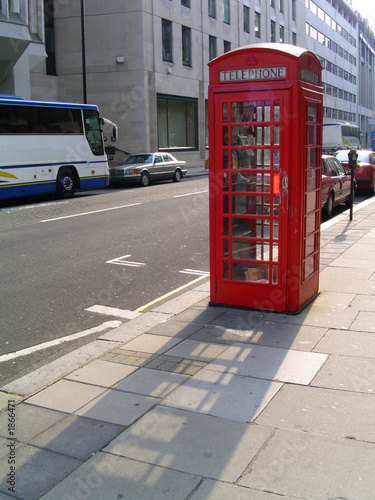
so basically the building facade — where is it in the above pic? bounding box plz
[357,14,375,148]
[305,0,358,125]
[305,0,375,148]
[29,0,309,165]
[0,0,46,98]
[1,0,374,160]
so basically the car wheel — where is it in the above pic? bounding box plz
[172,169,182,182]
[140,171,150,187]
[56,167,77,198]
[324,192,334,219]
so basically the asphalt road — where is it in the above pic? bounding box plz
[0,177,210,385]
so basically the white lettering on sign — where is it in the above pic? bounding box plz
[219,67,287,82]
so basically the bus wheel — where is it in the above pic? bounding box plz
[57,168,77,198]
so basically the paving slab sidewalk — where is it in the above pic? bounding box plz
[0,197,374,499]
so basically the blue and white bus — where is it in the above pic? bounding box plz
[0,95,110,200]
[322,122,361,155]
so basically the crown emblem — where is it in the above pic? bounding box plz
[245,54,259,66]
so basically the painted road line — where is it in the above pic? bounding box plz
[135,275,207,313]
[41,203,141,222]
[85,305,141,319]
[0,321,121,363]
[179,269,210,276]
[0,200,68,212]
[106,254,146,267]
[173,190,209,198]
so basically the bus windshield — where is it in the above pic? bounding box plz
[83,109,104,156]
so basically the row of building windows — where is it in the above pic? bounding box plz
[163,13,273,66]
[319,57,356,85]
[306,23,356,66]
[360,38,374,65]
[208,0,231,24]
[270,0,294,16]
[324,107,356,122]
[322,83,356,103]
[306,0,356,47]
[244,7,262,37]
[325,0,357,29]
[183,0,296,31]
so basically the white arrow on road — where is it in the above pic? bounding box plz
[179,269,210,276]
[106,254,146,267]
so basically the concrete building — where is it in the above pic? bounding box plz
[0,0,46,98]
[28,0,308,165]
[305,0,375,148]
[357,14,375,148]
[305,0,358,124]
[2,1,374,159]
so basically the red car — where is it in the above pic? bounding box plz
[321,155,352,218]
[335,149,375,194]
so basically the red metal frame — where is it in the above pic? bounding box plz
[208,44,323,313]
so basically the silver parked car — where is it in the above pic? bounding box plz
[109,152,187,187]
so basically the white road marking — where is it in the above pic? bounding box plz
[106,254,146,267]
[85,305,141,319]
[41,203,141,222]
[179,269,210,276]
[173,190,209,198]
[0,201,68,212]
[0,321,121,363]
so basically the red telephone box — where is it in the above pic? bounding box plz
[208,44,323,313]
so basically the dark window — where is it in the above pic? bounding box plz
[224,40,231,53]
[181,0,190,6]
[209,35,217,60]
[208,0,216,18]
[162,19,173,62]
[157,95,198,150]
[44,0,56,75]
[255,12,261,38]
[223,0,230,24]
[292,0,296,21]
[280,25,284,43]
[271,21,276,43]
[182,26,192,66]
[243,5,250,33]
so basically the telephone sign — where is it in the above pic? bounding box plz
[208,44,323,313]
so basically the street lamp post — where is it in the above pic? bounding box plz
[81,0,87,103]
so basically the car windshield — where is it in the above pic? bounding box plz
[124,154,153,165]
[356,152,370,162]
[335,151,350,162]
[335,150,370,163]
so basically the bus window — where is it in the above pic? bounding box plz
[0,105,83,134]
[83,109,104,155]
